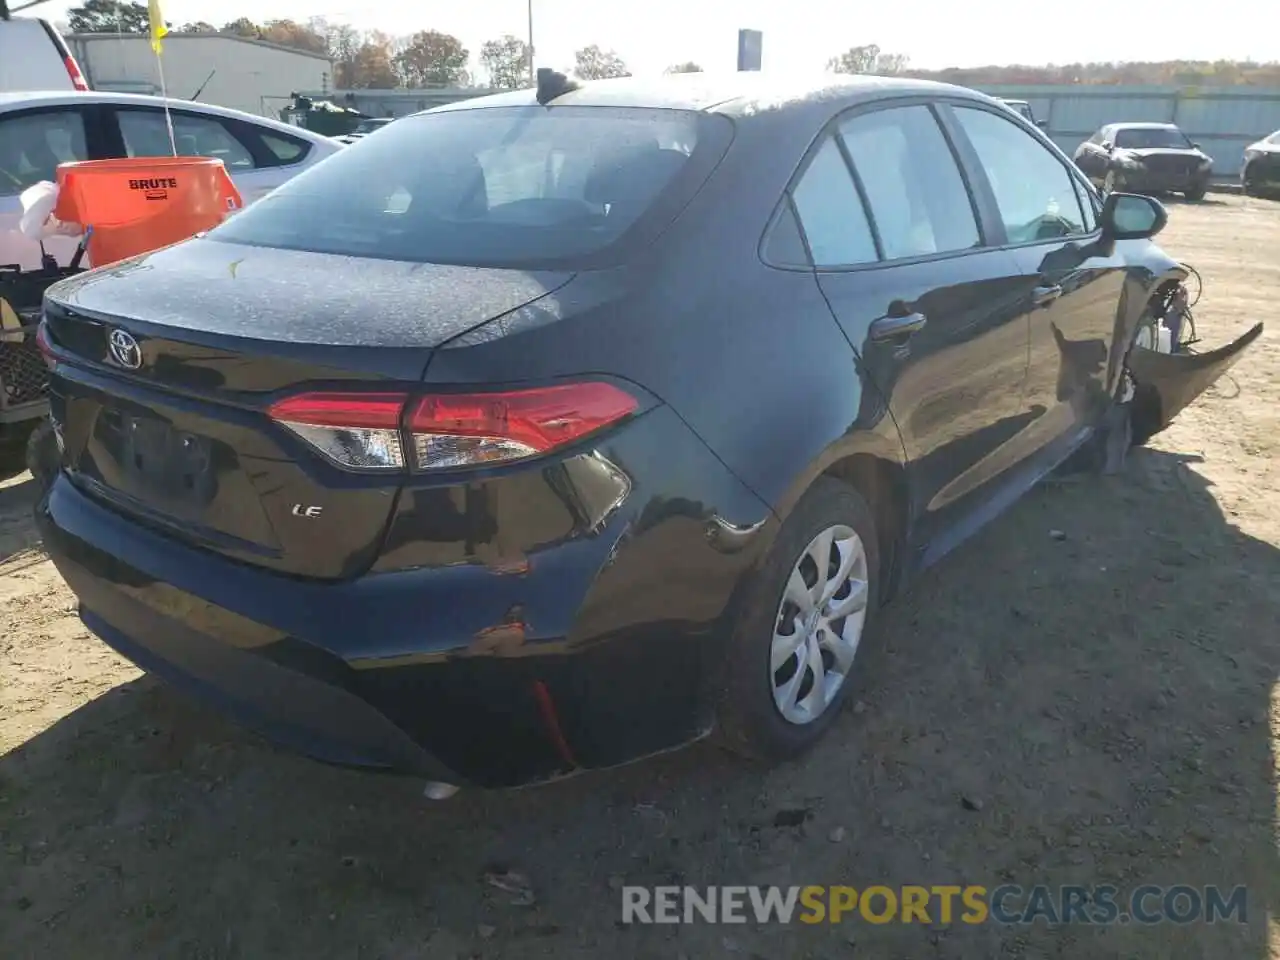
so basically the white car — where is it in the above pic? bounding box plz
[0,15,88,94]
[0,90,342,270]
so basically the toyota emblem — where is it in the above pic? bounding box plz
[108,329,142,369]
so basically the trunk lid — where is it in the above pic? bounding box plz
[44,238,573,580]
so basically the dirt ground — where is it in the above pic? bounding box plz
[2,194,1278,959]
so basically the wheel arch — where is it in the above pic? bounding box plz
[773,431,911,604]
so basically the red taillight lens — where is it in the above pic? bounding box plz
[268,392,407,471]
[267,382,637,473]
[64,56,89,91]
[35,321,57,371]
[407,383,638,470]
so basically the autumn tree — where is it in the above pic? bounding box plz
[481,34,531,90]
[348,32,399,88]
[258,19,328,55]
[665,61,703,74]
[396,30,469,87]
[573,44,630,80]
[67,0,149,33]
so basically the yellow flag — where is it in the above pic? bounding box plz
[148,0,168,54]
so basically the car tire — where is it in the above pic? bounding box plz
[24,417,57,493]
[1185,184,1207,202]
[717,477,880,762]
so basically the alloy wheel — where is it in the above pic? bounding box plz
[769,524,870,725]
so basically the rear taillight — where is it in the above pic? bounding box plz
[35,321,57,371]
[63,55,89,91]
[267,382,638,473]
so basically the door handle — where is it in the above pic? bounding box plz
[869,311,928,343]
[1032,284,1063,307]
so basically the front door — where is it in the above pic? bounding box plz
[0,103,104,271]
[947,104,1128,460]
[789,102,1032,548]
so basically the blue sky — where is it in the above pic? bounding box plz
[48,0,1275,76]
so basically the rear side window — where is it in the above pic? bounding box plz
[839,106,980,260]
[117,109,256,171]
[256,131,311,165]
[790,137,877,266]
[210,106,731,268]
[0,109,88,196]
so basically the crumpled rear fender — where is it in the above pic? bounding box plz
[1128,322,1263,442]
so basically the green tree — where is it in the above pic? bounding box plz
[573,44,630,80]
[67,0,150,34]
[396,30,469,87]
[827,44,880,74]
[827,44,909,75]
[665,61,703,74]
[178,21,217,33]
[220,17,260,39]
[480,35,530,90]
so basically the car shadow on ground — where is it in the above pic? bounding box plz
[1,447,1277,959]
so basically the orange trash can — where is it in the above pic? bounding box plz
[53,157,243,267]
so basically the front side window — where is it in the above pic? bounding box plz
[211,106,729,268]
[839,105,980,261]
[953,106,1088,244]
[117,109,255,171]
[0,109,88,196]
[790,136,877,267]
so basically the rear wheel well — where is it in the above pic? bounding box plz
[823,455,907,601]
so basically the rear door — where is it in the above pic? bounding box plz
[795,101,1031,548]
[0,102,111,270]
[946,103,1127,458]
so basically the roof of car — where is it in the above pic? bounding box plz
[0,89,335,141]
[1109,122,1181,131]
[428,72,986,120]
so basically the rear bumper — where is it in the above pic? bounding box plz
[36,406,775,787]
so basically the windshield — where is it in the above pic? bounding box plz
[212,105,729,268]
[1114,127,1192,149]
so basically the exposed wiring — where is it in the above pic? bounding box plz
[1179,262,1203,306]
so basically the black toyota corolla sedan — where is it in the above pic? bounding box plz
[32,71,1260,791]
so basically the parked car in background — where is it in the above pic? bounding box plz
[1073,122,1213,200]
[336,116,396,144]
[1241,130,1280,198]
[0,90,342,271]
[998,98,1046,128]
[32,73,1259,791]
[0,14,89,94]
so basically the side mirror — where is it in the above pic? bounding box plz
[1101,192,1167,241]
[1036,119,1048,129]
[1101,140,1113,152]
[1191,141,1202,149]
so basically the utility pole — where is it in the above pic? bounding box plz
[526,0,535,85]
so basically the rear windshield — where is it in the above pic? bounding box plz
[211,105,730,268]
[1114,127,1191,149]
